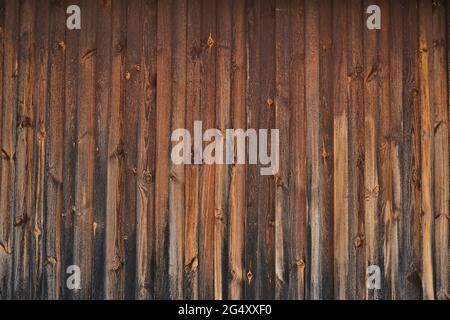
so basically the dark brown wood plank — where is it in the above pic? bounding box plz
[184,0,202,300]
[154,0,172,299]
[244,0,261,300]
[73,0,96,299]
[214,0,231,300]
[13,0,36,299]
[44,0,66,300]
[347,0,366,300]
[168,0,187,300]
[288,0,307,300]
[135,0,157,300]
[257,0,276,300]
[228,0,246,300]
[105,0,126,299]
[317,0,334,299]
[61,0,80,300]
[305,0,320,300]
[433,0,449,301]
[198,0,217,300]
[274,0,290,300]
[123,0,142,299]
[0,0,19,300]
[92,0,111,300]
[400,0,422,300]
[31,0,50,299]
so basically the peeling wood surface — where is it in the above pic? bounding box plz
[0,0,448,300]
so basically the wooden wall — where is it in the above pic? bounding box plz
[0,0,448,300]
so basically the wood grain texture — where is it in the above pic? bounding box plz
[0,0,448,300]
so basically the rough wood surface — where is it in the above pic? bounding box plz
[0,0,448,300]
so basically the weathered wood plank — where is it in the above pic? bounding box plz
[0,0,19,300]
[198,0,217,299]
[61,0,80,300]
[136,0,157,300]
[378,0,391,300]
[317,0,334,299]
[105,0,126,299]
[305,0,320,300]
[123,0,142,299]
[275,0,290,300]
[244,0,260,300]
[332,0,348,300]
[92,0,111,300]
[433,0,449,301]
[228,0,246,300]
[31,0,50,299]
[184,0,201,300]
[363,0,381,301]
[288,0,307,300]
[13,0,36,299]
[387,0,403,299]
[73,0,96,299]
[257,0,276,300]
[169,0,187,300]
[347,0,366,300]
[401,0,422,300]
[214,0,231,300]
[418,0,434,300]
[155,0,172,299]
[44,0,66,300]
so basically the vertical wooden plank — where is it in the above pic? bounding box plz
[155,0,172,299]
[136,0,157,300]
[31,0,50,299]
[44,0,66,300]
[317,0,334,299]
[198,0,216,299]
[305,0,320,300]
[347,0,366,300]
[433,0,449,300]
[169,0,186,300]
[92,0,111,300]
[0,0,3,179]
[274,0,290,300]
[214,0,231,300]
[105,0,126,299]
[387,0,403,300]
[363,0,381,300]
[332,0,348,300]
[0,0,18,300]
[73,0,96,299]
[378,0,391,299]
[418,0,434,300]
[184,0,201,300]
[244,0,260,300]
[123,0,142,299]
[288,0,307,300]
[13,0,36,299]
[257,0,276,300]
[401,0,422,300]
[228,0,246,300]
[61,0,80,300]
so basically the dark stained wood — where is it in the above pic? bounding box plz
[44,0,66,300]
